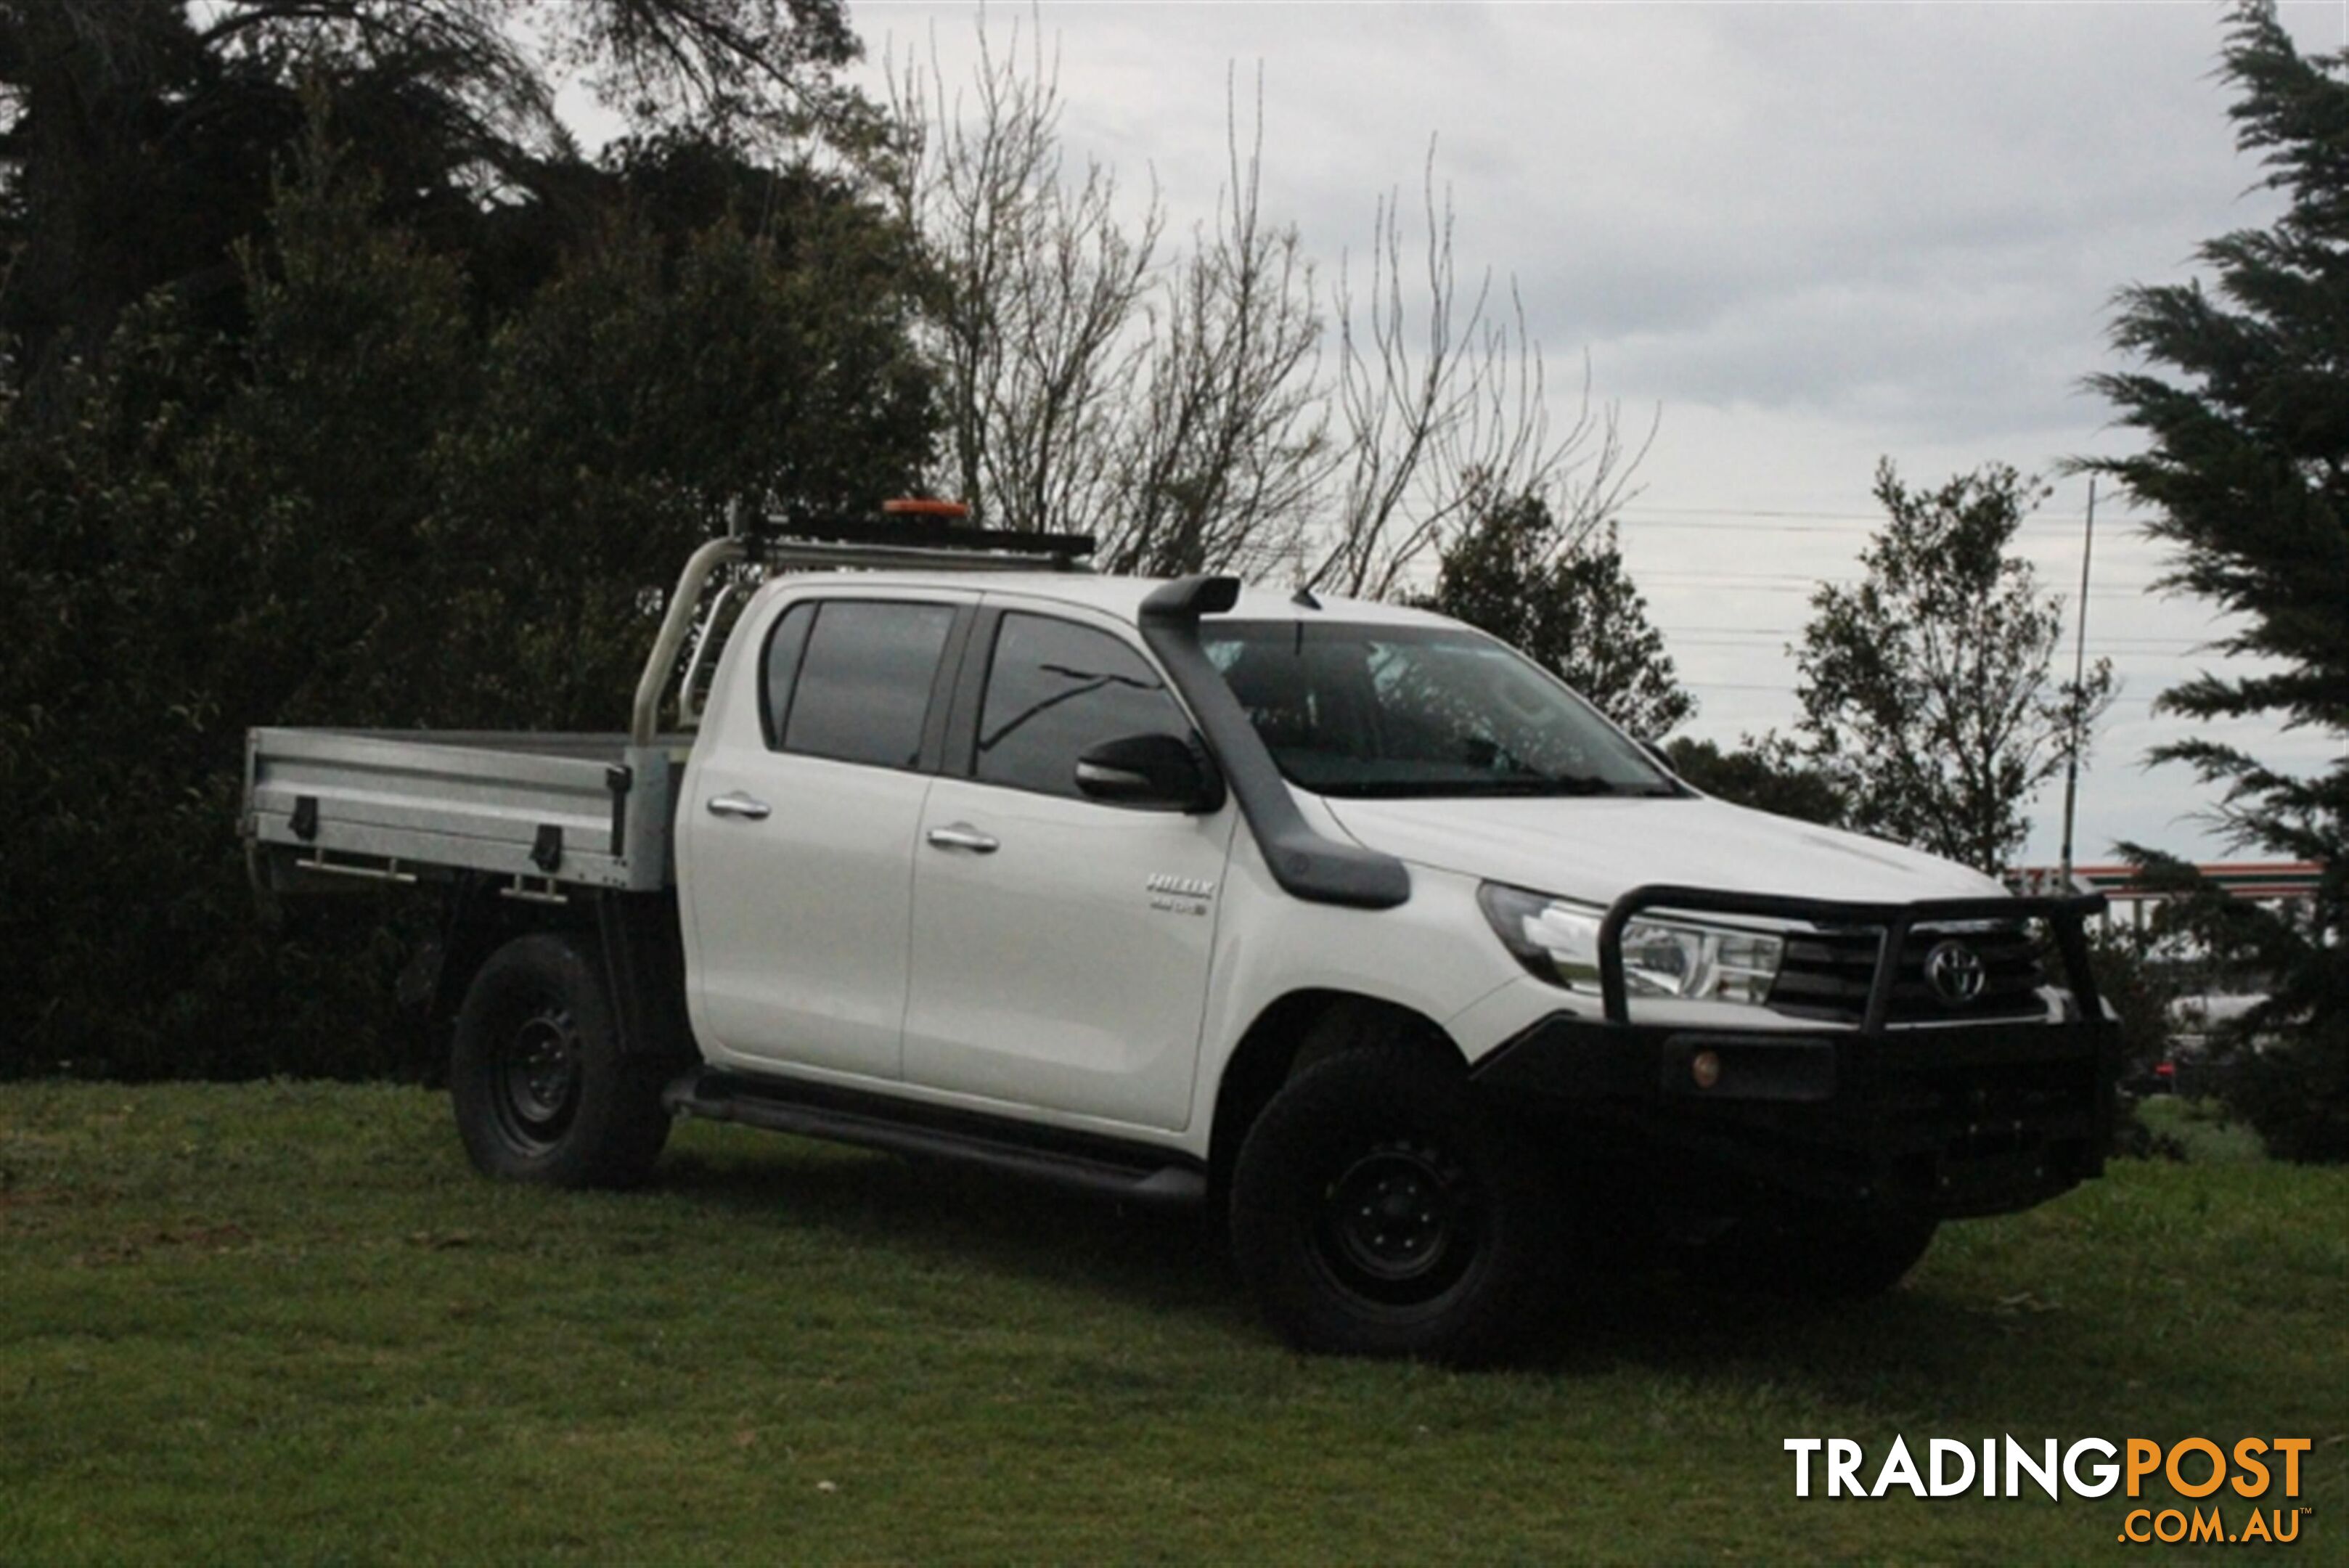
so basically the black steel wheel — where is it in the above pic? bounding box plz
[1230,1042,1552,1362]
[451,931,670,1188]
[1318,1138,1482,1305]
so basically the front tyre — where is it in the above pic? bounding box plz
[1230,1043,1551,1362]
[451,931,670,1189]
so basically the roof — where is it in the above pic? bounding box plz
[753,570,1454,629]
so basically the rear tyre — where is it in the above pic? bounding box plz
[451,931,671,1188]
[1230,1043,1552,1362]
[1695,1212,1938,1302]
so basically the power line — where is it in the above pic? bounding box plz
[1620,504,2115,523]
[1683,683,2181,710]
[1662,632,2216,649]
[1618,509,2116,531]
[1635,581,2173,599]
[1636,569,2169,589]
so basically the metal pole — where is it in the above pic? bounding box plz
[2056,478,2097,886]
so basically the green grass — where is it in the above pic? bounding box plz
[2137,1095,2273,1165]
[2,1083,2342,1564]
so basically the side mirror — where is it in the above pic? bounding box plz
[1074,732,1225,813]
[1638,738,1678,775]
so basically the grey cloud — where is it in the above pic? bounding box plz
[851,0,2325,860]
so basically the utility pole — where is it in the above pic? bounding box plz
[2056,478,2096,889]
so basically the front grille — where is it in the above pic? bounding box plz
[1769,922,2048,1026]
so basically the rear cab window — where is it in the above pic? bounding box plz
[761,599,958,769]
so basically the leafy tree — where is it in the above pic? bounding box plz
[0,1,286,389]
[1421,488,1694,738]
[1663,735,1846,828]
[2085,924,2184,1090]
[0,144,475,1079]
[1792,460,2115,874]
[539,0,866,147]
[0,0,872,391]
[0,107,937,1081]
[438,180,936,728]
[2080,1,2349,1163]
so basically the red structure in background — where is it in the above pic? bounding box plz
[2006,862,2326,927]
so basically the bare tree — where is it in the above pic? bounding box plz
[1307,155,1651,600]
[891,21,1646,591]
[1097,73,1326,576]
[888,18,1160,534]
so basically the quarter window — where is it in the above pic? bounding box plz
[975,614,1187,798]
[770,600,956,769]
[760,602,816,746]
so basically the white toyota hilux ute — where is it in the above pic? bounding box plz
[243,520,2119,1361]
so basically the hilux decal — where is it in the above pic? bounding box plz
[1146,873,1217,915]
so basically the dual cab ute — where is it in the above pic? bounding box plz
[244,518,2118,1360]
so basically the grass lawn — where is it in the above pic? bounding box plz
[2136,1095,2273,1167]
[3,1082,2342,1564]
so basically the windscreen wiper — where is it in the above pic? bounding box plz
[1474,775,1617,796]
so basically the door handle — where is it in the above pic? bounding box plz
[705,791,772,821]
[926,824,1000,854]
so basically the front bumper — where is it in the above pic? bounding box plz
[1468,885,2119,1220]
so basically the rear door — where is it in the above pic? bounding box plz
[680,589,971,1081]
[902,607,1237,1130]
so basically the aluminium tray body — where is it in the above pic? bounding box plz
[243,728,683,892]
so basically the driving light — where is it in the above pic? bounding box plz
[1477,884,1786,1005]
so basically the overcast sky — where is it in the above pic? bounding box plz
[824,0,2345,867]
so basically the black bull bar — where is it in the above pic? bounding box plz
[1472,886,2120,1218]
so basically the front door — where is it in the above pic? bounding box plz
[902,610,1236,1131]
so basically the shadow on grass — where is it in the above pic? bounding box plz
[1519,1267,2072,1413]
[645,1137,2129,1413]
[655,1138,1251,1331]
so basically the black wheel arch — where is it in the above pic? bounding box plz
[1207,990,1465,1204]
[424,876,693,1068]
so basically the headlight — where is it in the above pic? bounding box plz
[1476,883,1786,1005]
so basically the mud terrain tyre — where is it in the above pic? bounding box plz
[1230,1042,1552,1362]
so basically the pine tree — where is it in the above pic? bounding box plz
[2084,1,2348,1161]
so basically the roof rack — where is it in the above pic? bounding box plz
[746,513,1095,573]
[631,506,1095,743]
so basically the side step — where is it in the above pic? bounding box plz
[663,1069,1208,1208]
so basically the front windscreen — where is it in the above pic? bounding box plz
[1200,621,1680,799]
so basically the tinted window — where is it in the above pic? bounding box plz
[760,602,816,747]
[781,601,956,769]
[976,615,1186,797]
